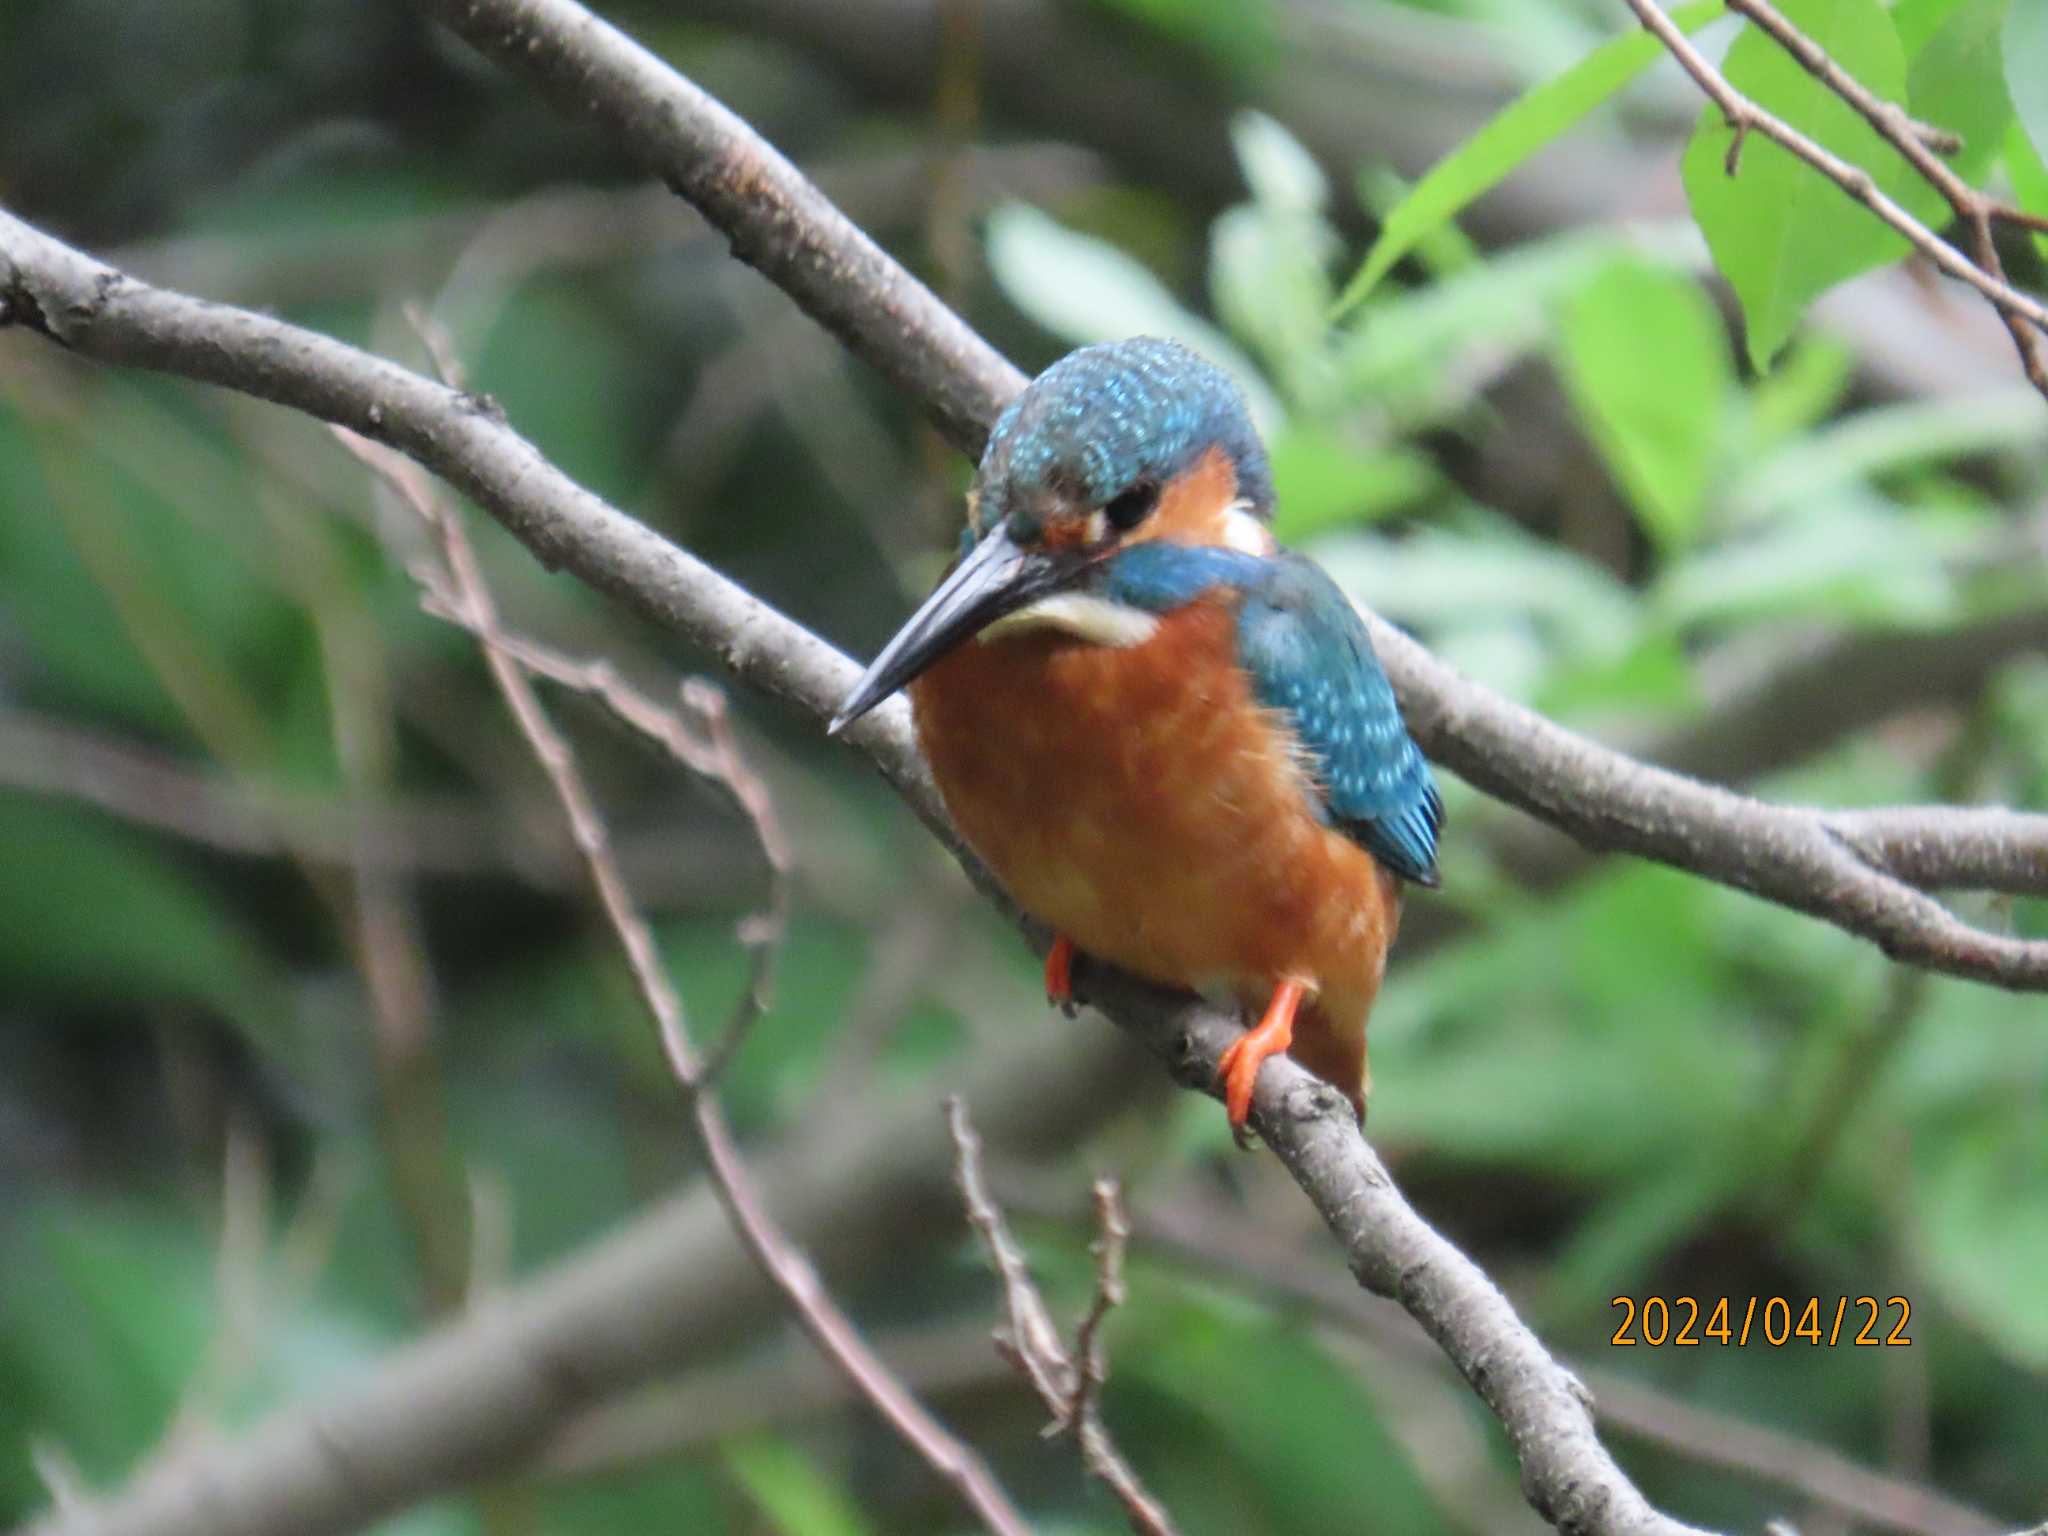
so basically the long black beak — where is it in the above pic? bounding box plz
[829,526,1073,735]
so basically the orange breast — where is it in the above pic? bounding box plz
[910,595,1401,1060]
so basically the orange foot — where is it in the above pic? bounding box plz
[1215,979,1308,1130]
[1044,933,1077,1011]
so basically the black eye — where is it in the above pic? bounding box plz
[1103,479,1159,531]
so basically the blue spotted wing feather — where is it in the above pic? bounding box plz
[1102,543,1443,884]
[1232,554,1443,885]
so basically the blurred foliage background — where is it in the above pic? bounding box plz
[2,0,2046,1532]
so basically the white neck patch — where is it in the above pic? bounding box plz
[1220,500,1273,555]
[977,593,1160,648]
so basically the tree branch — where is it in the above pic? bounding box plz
[1119,1194,2007,1536]
[1618,0,2048,399]
[1374,609,2048,984]
[418,0,1015,457]
[0,707,541,877]
[7,222,2044,994]
[1075,965,1721,1536]
[1,2,2042,1528]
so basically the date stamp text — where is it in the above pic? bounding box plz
[1610,1295,1911,1347]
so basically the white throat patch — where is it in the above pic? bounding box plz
[977,593,1160,648]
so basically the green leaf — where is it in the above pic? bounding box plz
[2006,0,2048,164]
[1683,0,1923,370]
[0,381,354,812]
[1268,428,1440,543]
[1914,1106,2048,1364]
[1906,0,2013,194]
[1372,865,1756,1175]
[724,1436,878,1536]
[2007,119,2048,260]
[0,798,293,1056]
[984,203,1283,429]
[1652,498,1979,627]
[1892,0,1970,56]
[543,1468,729,1536]
[1126,1285,1451,1535]
[1209,205,1337,393]
[1556,257,1732,549]
[1319,519,1641,652]
[1744,336,1855,448]
[1730,389,2046,519]
[1334,228,1629,425]
[0,1206,215,1481]
[1090,0,1278,80]
[1355,165,1479,282]
[1332,0,1724,314]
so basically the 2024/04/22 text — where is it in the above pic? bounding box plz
[1610,1295,1911,1347]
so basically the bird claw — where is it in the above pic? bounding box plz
[1215,978,1306,1134]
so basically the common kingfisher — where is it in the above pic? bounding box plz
[832,338,1442,1130]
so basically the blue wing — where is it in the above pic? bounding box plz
[1103,544,1443,885]
[1235,554,1442,884]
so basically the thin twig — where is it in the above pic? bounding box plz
[412,583,795,1080]
[1067,1178,1128,1433]
[947,1100,1077,1411]
[946,1099,1181,1536]
[336,427,1031,1536]
[678,678,792,1084]
[1721,0,2048,394]
[1619,0,2048,398]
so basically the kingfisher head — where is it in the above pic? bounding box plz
[831,337,1271,733]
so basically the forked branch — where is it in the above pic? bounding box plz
[1619,0,2048,396]
[946,1099,1179,1536]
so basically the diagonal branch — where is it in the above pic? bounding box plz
[419,0,1015,457]
[1369,613,2048,985]
[1618,0,2048,398]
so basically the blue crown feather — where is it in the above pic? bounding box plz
[975,338,1273,535]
